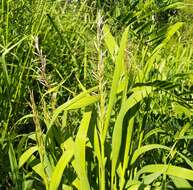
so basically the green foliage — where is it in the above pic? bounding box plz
[0,0,193,189]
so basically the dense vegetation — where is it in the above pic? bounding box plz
[0,0,193,189]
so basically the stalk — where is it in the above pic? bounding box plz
[30,91,49,189]
[5,0,9,46]
[96,11,106,190]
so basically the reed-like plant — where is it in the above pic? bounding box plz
[16,14,193,190]
[1,0,193,189]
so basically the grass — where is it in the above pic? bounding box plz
[0,0,193,189]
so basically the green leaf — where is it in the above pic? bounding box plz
[62,184,73,190]
[125,86,153,111]
[103,25,118,58]
[19,146,38,168]
[14,114,33,127]
[74,111,92,190]
[136,164,193,181]
[111,86,153,186]
[48,86,98,129]
[143,128,165,142]
[49,149,73,190]
[143,172,162,185]
[125,180,142,190]
[0,55,10,86]
[104,26,129,141]
[172,102,193,117]
[130,144,170,165]
[119,117,135,189]
[8,142,20,189]
[170,176,192,189]
[32,162,48,185]
[153,22,184,54]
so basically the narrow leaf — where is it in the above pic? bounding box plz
[170,176,192,189]
[49,86,98,129]
[130,144,170,165]
[103,25,118,58]
[19,146,38,168]
[136,164,193,181]
[49,150,73,190]
[74,111,92,190]
[104,26,129,140]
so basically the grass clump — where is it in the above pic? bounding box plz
[0,0,193,189]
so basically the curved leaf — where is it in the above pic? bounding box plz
[19,146,38,168]
[130,144,170,165]
[49,150,73,190]
[74,111,92,190]
[136,164,193,181]
[48,86,98,129]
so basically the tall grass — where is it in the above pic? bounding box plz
[0,0,193,189]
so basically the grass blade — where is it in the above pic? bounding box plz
[19,146,38,168]
[111,86,153,187]
[104,26,129,141]
[136,164,193,181]
[103,24,118,58]
[130,144,170,165]
[49,150,74,190]
[8,142,20,190]
[170,176,192,189]
[48,86,98,129]
[74,111,92,190]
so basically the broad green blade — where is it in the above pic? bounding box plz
[170,176,192,189]
[0,55,10,86]
[125,86,153,111]
[48,86,98,129]
[125,180,142,190]
[111,86,153,186]
[72,178,81,190]
[62,184,73,190]
[94,127,101,160]
[136,164,193,181]
[104,26,129,141]
[143,172,162,185]
[124,117,135,166]
[126,184,141,190]
[172,102,193,117]
[103,24,118,58]
[74,111,92,190]
[19,146,38,168]
[67,95,98,110]
[49,149,73,190]
[32,162,48,186]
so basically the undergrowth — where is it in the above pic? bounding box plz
[0,0,193,189]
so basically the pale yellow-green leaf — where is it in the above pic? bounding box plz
[49,150,73,190]
[74,111,92,190]
[104,26,129,141]
[172,102,193,117]
[153,22,183,54]
[49,86,98,129]
[137,164,193,181]
[32,163,47,185]
[170,176,192,188]
[103,24,118,58]
[111,86,153,186]
[130,144,170,165]
[19,146,38,168]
